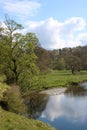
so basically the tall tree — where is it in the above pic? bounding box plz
[0,18,39,91]
[35,47,51,72]
[65,55,81,74]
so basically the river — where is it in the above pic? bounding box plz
[26,82,87,130]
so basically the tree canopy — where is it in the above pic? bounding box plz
[0,18,39,92]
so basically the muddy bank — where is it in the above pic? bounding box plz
[40,88,67,95]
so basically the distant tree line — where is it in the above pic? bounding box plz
[35,46,87,74]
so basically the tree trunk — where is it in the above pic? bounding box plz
[12,59,18,83]
[71,67,75,74]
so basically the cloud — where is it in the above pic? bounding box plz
[61,17,85,35]
[0,1,86,50]
[0,0,41,19]
[77,33,87,46]
[24,17,86,49]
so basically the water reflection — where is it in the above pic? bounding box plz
[37,88,87,130]
[40,94,87,122]
[25,83,87,130]
[24,93,49,118]
[80,82,87,89]
[65,86,87,97]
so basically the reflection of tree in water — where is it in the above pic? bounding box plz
[24,93,49,119]
[65,85,87,97]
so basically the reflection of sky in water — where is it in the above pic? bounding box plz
[80,82,87,89]
[39,93,87,125]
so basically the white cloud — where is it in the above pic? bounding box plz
[0,1,86,50]
[24,17,86,49]
[0,0,41,19]
[61,17,85,35]
[77,33,87,46]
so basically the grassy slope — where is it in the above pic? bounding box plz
[40,70,87,89]
[0,76,55,130]
[0,107,55,130]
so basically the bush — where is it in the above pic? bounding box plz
[1,85,27,114]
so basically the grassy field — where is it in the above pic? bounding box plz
[40,70,87,89]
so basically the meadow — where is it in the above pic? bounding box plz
[40,70,87,89]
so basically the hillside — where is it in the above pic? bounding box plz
[0,107,55,130]
[0,76,55,130]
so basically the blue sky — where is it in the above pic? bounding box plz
[0,0,87,49]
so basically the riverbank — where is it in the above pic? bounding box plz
[0,70,87,130]
[0,107,55,130]
[40,88,67,95]
[0,76,55,130]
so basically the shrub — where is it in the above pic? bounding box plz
[1,85,27,114]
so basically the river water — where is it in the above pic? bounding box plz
[27,82,87,130]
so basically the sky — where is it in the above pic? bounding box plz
[0,0,87,49]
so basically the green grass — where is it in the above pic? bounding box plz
[0,75,55,130]
[40,70,87,89]
[0,107,55,130]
